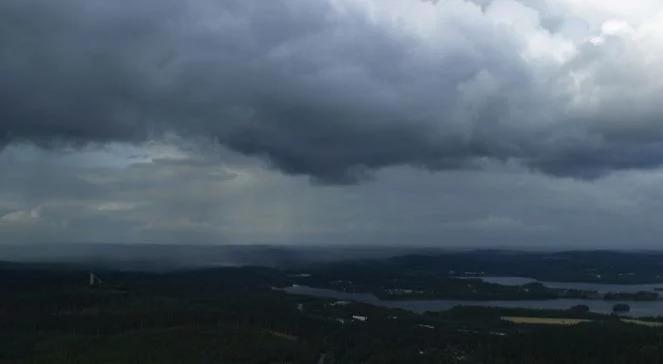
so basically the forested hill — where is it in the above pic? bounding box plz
[295,250,663,284]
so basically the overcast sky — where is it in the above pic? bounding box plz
[1,0,663,248]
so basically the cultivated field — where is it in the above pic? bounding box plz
[621,319,663,327]
[501,316,591,326]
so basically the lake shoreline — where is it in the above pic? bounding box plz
[283,284,663,317]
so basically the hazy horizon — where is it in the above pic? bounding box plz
[2,242,663,271]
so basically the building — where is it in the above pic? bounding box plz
[352,315,368,322]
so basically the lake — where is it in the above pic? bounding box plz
[284,283,663,317]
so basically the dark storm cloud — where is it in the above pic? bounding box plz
[2,0,663,182]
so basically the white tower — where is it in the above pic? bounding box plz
[89,272,102,287]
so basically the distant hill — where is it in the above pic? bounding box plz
[300,250,663,284]
[0,243,451,271]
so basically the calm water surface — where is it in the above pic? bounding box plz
[284,283,663,317]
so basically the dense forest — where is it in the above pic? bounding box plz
[288,251,663,301]
[2,260,663,363]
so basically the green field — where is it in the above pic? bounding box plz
[501,316,592,325]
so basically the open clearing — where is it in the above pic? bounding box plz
[501,316,591,326]
[265,330,299,341]
[621,319,663,328]
[503,316,663,328]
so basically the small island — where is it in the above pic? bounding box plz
[613,303,631,313]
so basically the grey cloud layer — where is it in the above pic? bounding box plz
[2,0,663,182]
[4,142,663,248]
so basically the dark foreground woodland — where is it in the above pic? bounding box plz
[3,256,663,364]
